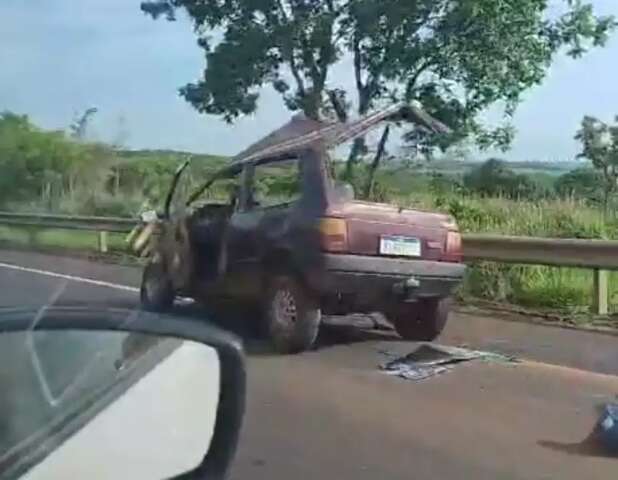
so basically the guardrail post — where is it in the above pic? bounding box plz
[593,269,609,315]
[97,231,109,253]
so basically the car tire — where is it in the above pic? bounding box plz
[140,262,175,312]
[389,297,451,342]
[264,275,321,354]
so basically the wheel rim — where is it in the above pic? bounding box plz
[272,288,297,332]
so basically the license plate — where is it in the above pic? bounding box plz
[379,235,421,257]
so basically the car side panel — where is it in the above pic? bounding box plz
[222,150,327,300]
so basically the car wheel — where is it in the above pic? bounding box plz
[265,276,321,354]
[140,262,175,312]
[389,297,451,342]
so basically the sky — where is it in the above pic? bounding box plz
[1,0,617,162]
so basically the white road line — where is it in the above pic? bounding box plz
[0,261,139,293]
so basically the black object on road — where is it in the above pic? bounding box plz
[380,343,517,381]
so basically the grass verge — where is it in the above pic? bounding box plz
[0,226,127,252]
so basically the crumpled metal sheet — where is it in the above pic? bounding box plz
[233,102,450,165]
[380,343,517,381]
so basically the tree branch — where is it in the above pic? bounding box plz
[274,0,291,21]
[355,28,396,115]
[405,60,435,98]
[274,0,306,97]
[353,33,364,95]
[279,35,306,97]
[363,124,391,199]
[328,89,348,122]
[316,17,336,91]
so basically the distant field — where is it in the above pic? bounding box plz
[395,160,581,176]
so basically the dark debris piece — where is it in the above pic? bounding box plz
[380,343,517,381]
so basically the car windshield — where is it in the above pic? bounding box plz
[2,0,618,479]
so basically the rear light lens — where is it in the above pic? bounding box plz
[445,231,462,259]
[319,217,348,252]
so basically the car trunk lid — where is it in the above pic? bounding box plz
[326,201,456,261]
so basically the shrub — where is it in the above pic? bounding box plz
[463,158,549,200]
[555,167,602,203]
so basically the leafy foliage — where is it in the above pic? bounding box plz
[141,0,615,159]
[0,112,94,207]
[402,193,618,311]
[0,112,226,215]
[463,158,549,200]
[5,111,618,311]
[575,115,618,213]
[555,166,602,202]
[69,108,98,140]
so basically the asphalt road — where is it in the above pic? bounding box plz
[1,249,617,479]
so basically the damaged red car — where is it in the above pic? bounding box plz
[138,103,465,353]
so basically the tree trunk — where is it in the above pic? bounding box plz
[344,137,366,180]
[302,90,322,121]
[363,125,390,199]
[344,91,371,181]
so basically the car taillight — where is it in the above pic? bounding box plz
[319,217,348,252]
[445,231,462,259]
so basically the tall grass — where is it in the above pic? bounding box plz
[399,192,618,313]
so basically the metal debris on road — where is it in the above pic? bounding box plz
[380,343,517,381]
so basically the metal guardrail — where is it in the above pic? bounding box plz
[0,212,615,314]
[0,212,136,233]
[463,234,618,315]
[463,234,615,315]
[463,234,618,270]
[0,211,138,256]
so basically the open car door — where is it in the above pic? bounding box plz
[155,159,195,293]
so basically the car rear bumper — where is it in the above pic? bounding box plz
[312,254,466,311]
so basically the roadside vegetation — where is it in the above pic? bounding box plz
[2,0,618,314]
[373,168,618,313]
[0,112,227,217]
[0,226,127,255]
[3,111,618,313]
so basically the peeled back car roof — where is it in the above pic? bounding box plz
[231,102,450,167]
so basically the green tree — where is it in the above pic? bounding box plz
[0,112,34,205]
[463,158,544,200]
[141,0,614,173]
[555,166,602,202]
[69,107,98,141]
[575,115,618,214]
[0,111,109,209]
[0,112,73,206]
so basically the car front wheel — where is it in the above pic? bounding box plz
[264,275,321,354]
[388,297,451,342]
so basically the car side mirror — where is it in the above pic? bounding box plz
[0,307,245,480]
